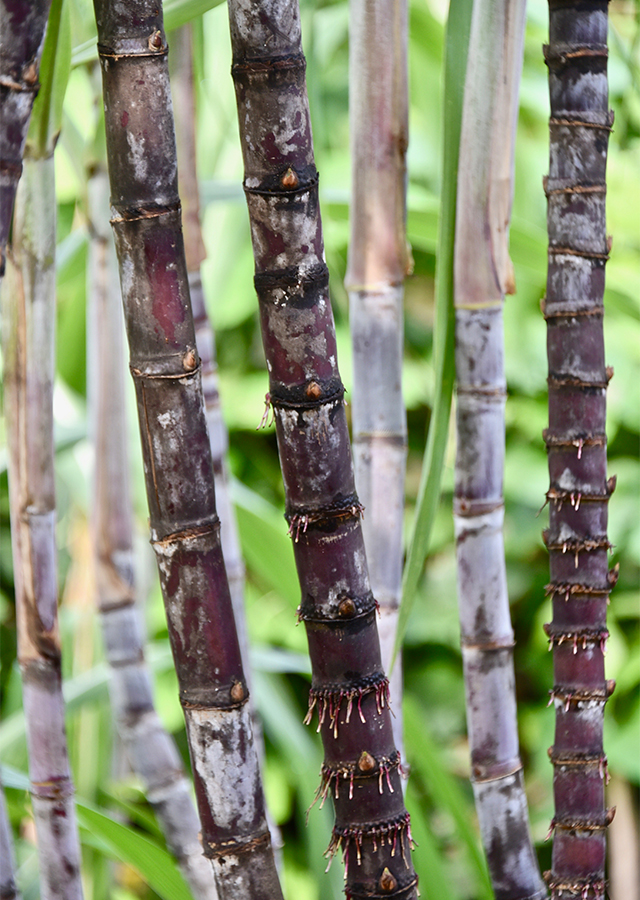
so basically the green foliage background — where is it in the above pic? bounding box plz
[1,0,638,898]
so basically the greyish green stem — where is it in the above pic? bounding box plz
[345,0,409,773]
[453,1,547,897]
[2,155,84,900]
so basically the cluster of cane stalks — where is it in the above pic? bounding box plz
[0,0,618,898]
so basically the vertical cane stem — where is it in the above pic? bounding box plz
[543,3,615,897]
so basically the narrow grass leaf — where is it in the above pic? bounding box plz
[28,0,71,157]
[394,0,474,664]
[75,804,193,900]
[403,696,493,899]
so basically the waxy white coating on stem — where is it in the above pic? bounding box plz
[2,156,84,900]
[345,0,411,756]
[453,1,546,897]
[346,0,408,763]
[93,2,283,894]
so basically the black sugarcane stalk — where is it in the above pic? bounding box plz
[226,2,418,897]
[543,3,616,898]
[0,0,51,280]
[87,167,217,900]
[453,1,547,897]
[170,22,250,683]
[91,2,283,897]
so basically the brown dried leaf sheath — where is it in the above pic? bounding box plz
[92,2,282,897]
[227,0,417,895]
[543,2,615,897]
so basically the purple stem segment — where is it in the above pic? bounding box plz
[226,1,418,896]
[91,2,283,897]
[543,2,615,898]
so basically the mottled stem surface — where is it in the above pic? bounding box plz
[0,0,51,278]
[171,23,249,679]
[454,1,546,897]
[92,2,283,897]
[227,1,417,897]
[543,2,614,898]
[345,0,409,767]
[2,156,84,900]
[87,169,217,900]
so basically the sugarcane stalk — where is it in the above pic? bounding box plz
[0,0,51,281]
[226,2,418,896]
[2,153,84,900]
[87,167,217,900]
[453,1,547,897]
[543,3,615,898]
[0,777,21,900]
[170,22,249,685]
[345,0,409,769]
[91,2,283,897]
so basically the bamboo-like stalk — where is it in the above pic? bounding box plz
[170,23,249,682]
[453,1,547,897]
[344,0,409,767]
[543,4,615,898]
[87,168,217,900]
[0,778,21,900]
[0,0,51,280]
[2,155,84,900]
[227,2,418,896]
[91,2,283,897]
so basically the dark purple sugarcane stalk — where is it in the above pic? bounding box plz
[345,0,409,770]
[170,23,249,677]
[453,1,546,897]
[0,0,51,280]
[0,778,21,900]
[87,168,217,900]
[2,156,84,900]
[227,2,417,897]
[91,2,283,897]
[543,3,615,898]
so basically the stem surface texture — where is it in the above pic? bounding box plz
[92,3,283,897]
[543,2,614,898]
[227,1,418,897]
[454,1,547,897]
[2,157,84,900]
[0,0,51,277]
[345,0,409,766]
[88,169,217,900]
